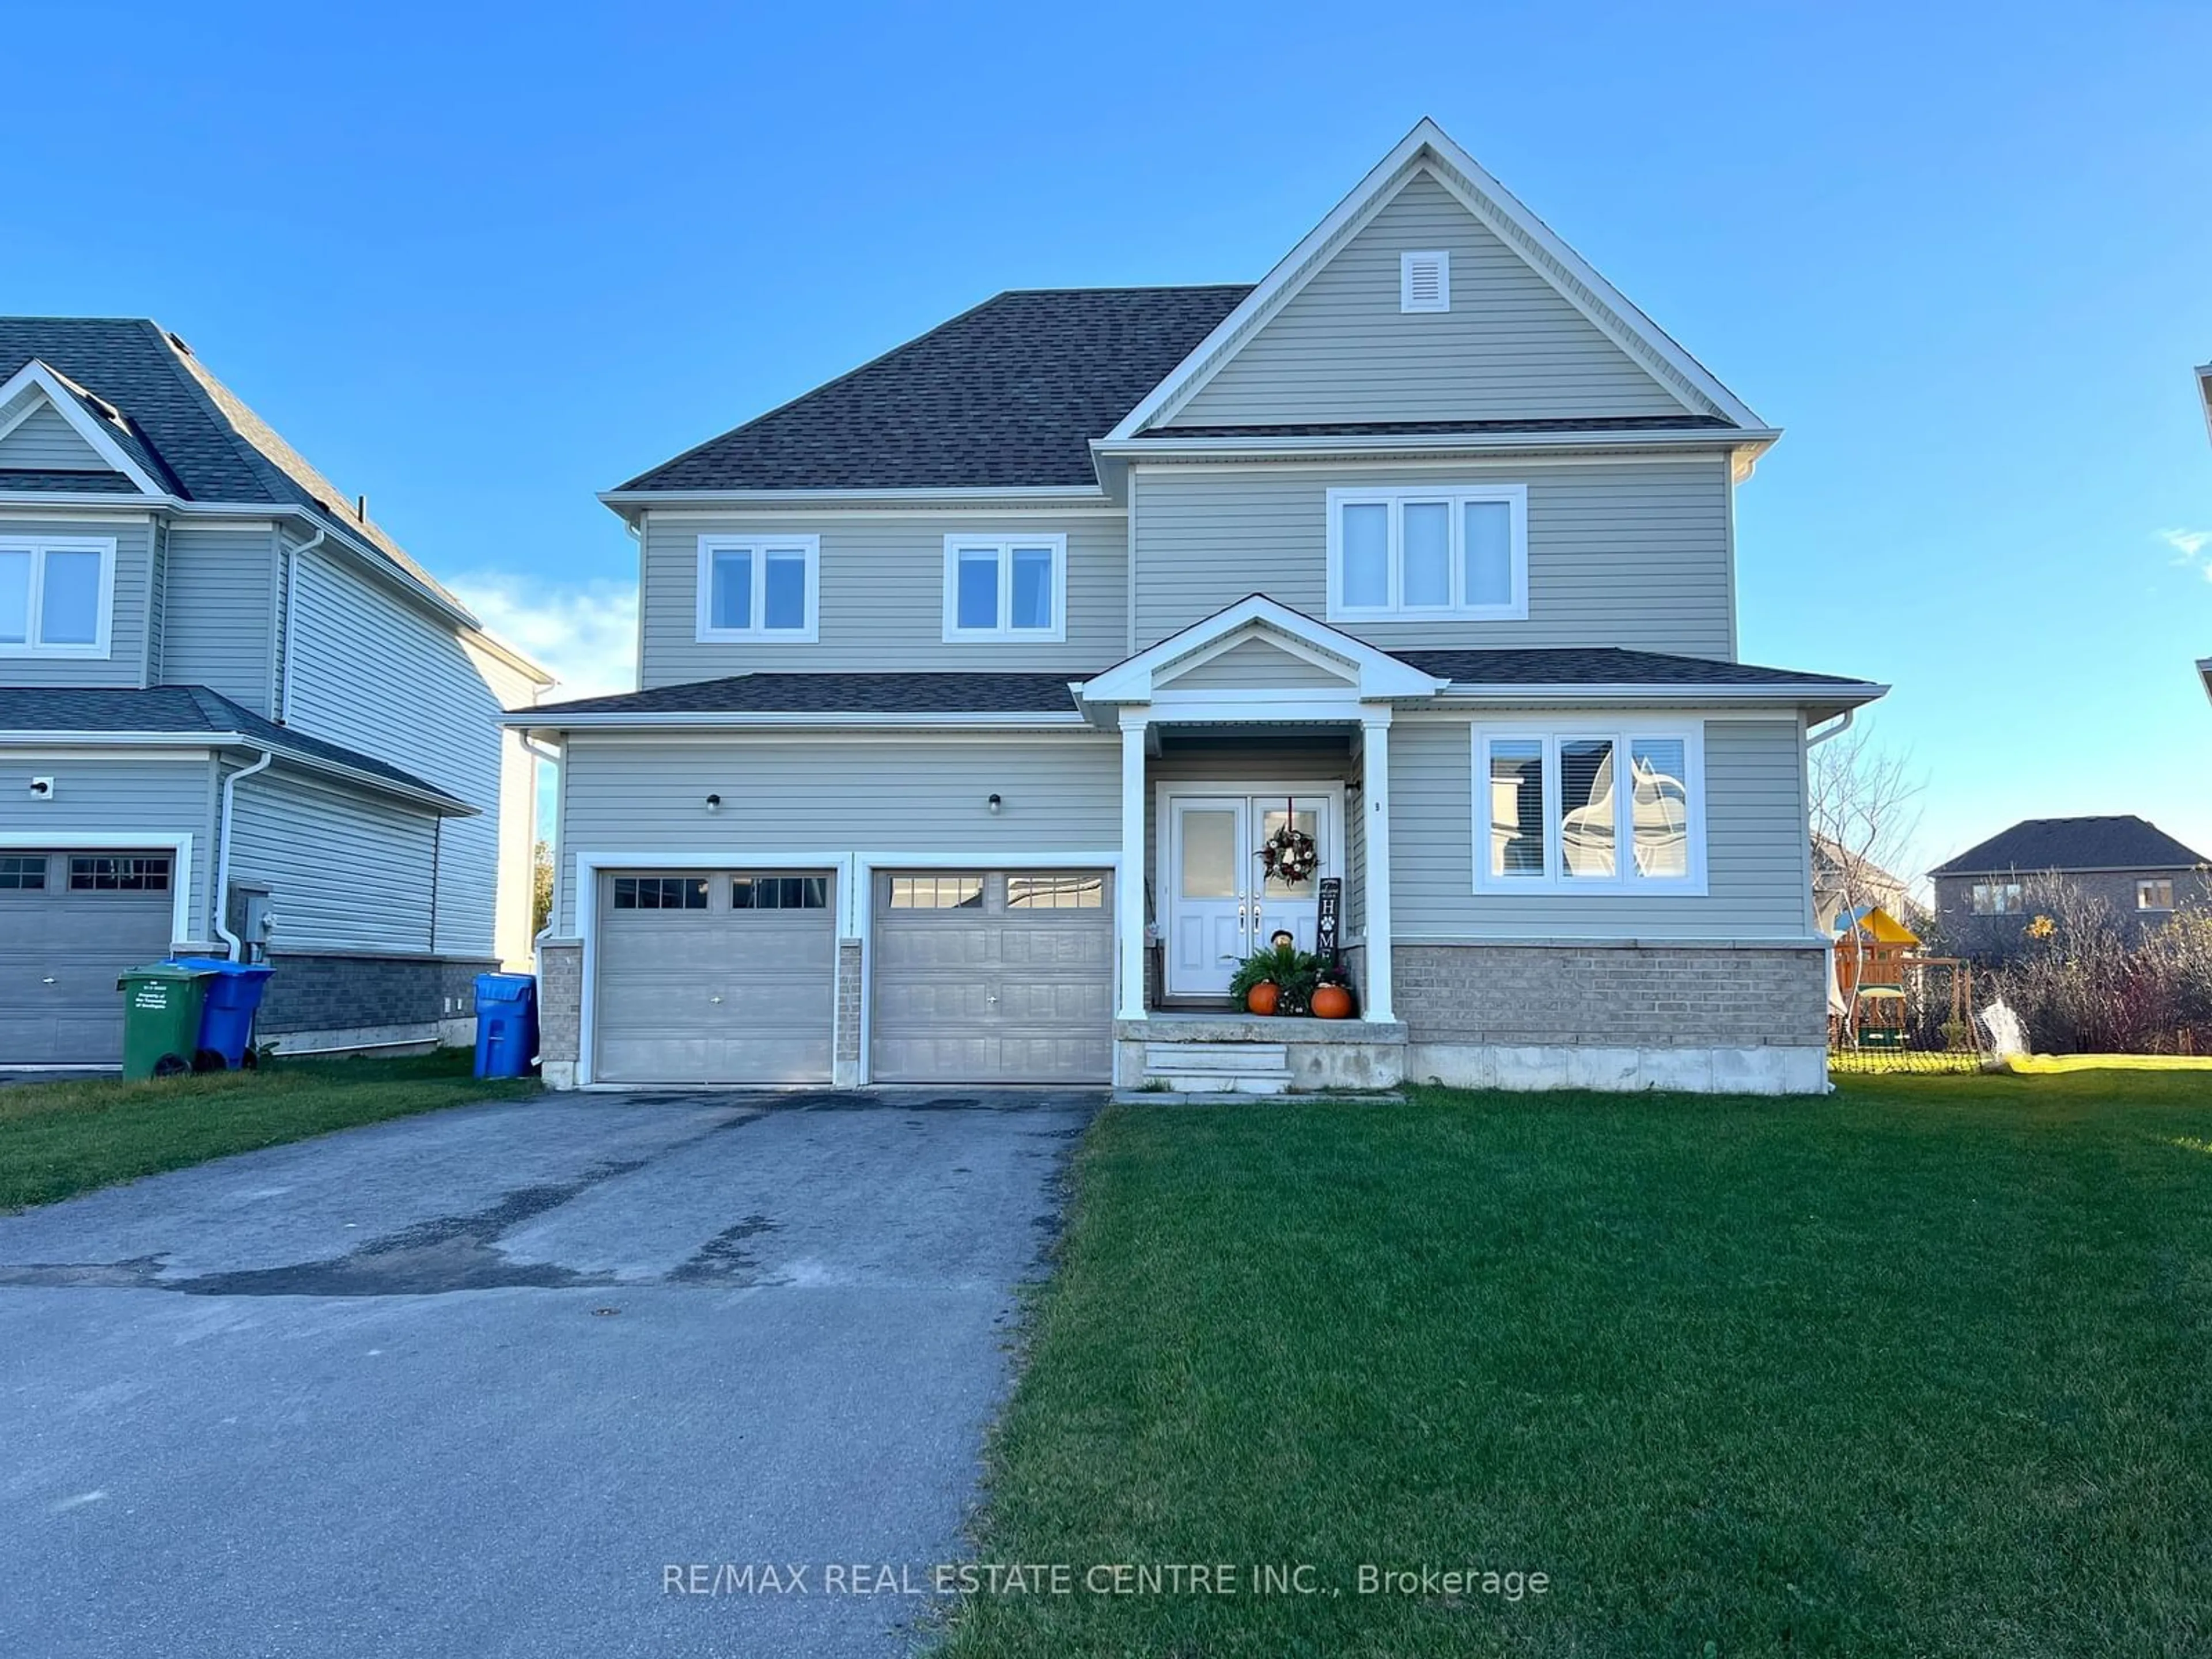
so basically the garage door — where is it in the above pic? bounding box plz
[593,869,836,1084]
[0,851,177,1066]
[872,870,1113,1084]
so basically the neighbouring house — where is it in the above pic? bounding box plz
[1929,815,2212,952]
[0,319,551,1066]
[513,119,1886,1097]
[1811,834,1923,937]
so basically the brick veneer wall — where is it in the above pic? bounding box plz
[836,939,862,1066]
[256,952,497,1036]
[537,942,582,1065]
[1393,944,1827,1049]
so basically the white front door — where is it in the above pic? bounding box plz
[1164,791,1334,999]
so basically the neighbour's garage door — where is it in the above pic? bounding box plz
[594,869,836,1084]
[0,851,176,1066]
[871,870,1113,1084]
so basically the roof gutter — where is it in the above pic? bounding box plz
[213,751,274,956]
[1433,680,1890,707]
[1092,427,1783,460]
[0,728,475,815]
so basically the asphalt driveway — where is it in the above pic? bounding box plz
[0,1087,1099,1658]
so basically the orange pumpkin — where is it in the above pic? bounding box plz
[1246,982,1281,1016]
[1310,983,1353,1020]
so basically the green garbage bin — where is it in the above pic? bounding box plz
[116,964,213,1080]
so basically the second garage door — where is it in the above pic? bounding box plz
[871,870,1113,1084]
[594,869,836,1084]
[0,851,178,1066]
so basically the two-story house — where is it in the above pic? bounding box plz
[0,319,550,1066]
[1930,815,2212,952]
[515,120,1885,1096]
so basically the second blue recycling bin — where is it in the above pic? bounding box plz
[166,956,276,1069]
[474,972,539,1078]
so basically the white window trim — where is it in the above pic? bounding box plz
[940,533,1069,642]
[694,534,820,643]
[1400,249,1450,313]
[1325,484,1528,623]
[1470,719,1707,896]
[0,534,116,659]
[1970,881,2025,916]
[2137,878,2175,912]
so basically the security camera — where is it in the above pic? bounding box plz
[28,777,53,800]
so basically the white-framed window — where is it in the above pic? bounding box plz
[1472,721,1706,894]
[1969,881,2025,916]
[2137,878,2175,912]
[941,535,1067,642]
[1326,485,1527,622]
[0,535,115,658]
[695,535,819,642]
[1400,251,1450,313]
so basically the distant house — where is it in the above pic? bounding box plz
[1811,834,1921,937]
[1929,815,2211,948]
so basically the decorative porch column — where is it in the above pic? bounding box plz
[1117,712,1149,1020]
[1359,709,1395,1022]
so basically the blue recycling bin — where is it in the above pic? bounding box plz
[166,956,276,1070]
[474,972,539,1078]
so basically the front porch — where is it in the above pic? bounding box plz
[1081,597,1442,1095]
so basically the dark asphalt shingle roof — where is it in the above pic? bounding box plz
[616,286,1255,493]
[0,468,141,493]
[525,649,1876,720]
[1394,647,1872,687]
[533,673,1084,717]
[1931,816,2211,877]
[0,318,469,619]
[0,685,467,809]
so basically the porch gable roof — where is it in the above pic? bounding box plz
[1075,595,1449,709]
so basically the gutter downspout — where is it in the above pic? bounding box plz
[276,528,326,724]
[1806,707,1854,749]
[214,751,273,957]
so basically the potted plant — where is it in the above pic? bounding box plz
[1229,942,1318,1016]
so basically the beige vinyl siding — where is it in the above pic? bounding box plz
[1389,714,1811,941]
[0,402,111,469]
[161,524,281,712]
[226,767,437,953]
[0,515,154,688]
[281,548,516,956]
[1131,458,1734,656]
[1169,171,1688,427]
[554,734,1119,932]
[638,512,1127,688]
[1162,637,1351,691]
[0,753,216,942]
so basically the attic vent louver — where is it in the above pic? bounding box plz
[1400,250,1449,313]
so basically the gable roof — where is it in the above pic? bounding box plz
[611,286,1252,495]
[1104,118,1766,442]
[0,684,471,813]
[530,672,1085,719]
[0,319,485,634]
[1931,816,2211,877]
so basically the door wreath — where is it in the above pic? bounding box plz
[1256,799,1319,887]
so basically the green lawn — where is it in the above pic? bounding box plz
[949,1071,2212,1658]
[0,1049,539,1211]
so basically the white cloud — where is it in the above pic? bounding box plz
[2157,527,2211,567]
[449,571,638,699]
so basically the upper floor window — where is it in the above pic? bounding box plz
[696,535,818,643]
[1970,881,2025,915]
[1326,486,1527,623]
[0,535,113,658]
[1474,722,1705,894]
[2137,878,2175,912]
[942,535,1066,642]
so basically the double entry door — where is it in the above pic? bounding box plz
[1164,790,1336,999]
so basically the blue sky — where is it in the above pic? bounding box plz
[13,2,2212,876]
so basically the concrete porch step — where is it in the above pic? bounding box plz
[1143,1067,1297,1096]
[1142,1041,1289,1073]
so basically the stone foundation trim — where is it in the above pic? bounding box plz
[1405,1042,1830,1097]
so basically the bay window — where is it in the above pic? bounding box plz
[1327,484,1526,621]
[1475,723,1705,893]
[696,535,819,642]
[0,535,113,657]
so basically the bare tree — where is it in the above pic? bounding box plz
[1808,721,1925,1042]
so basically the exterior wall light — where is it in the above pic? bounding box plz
[705,793,722,813]
[987,793,1003,815]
